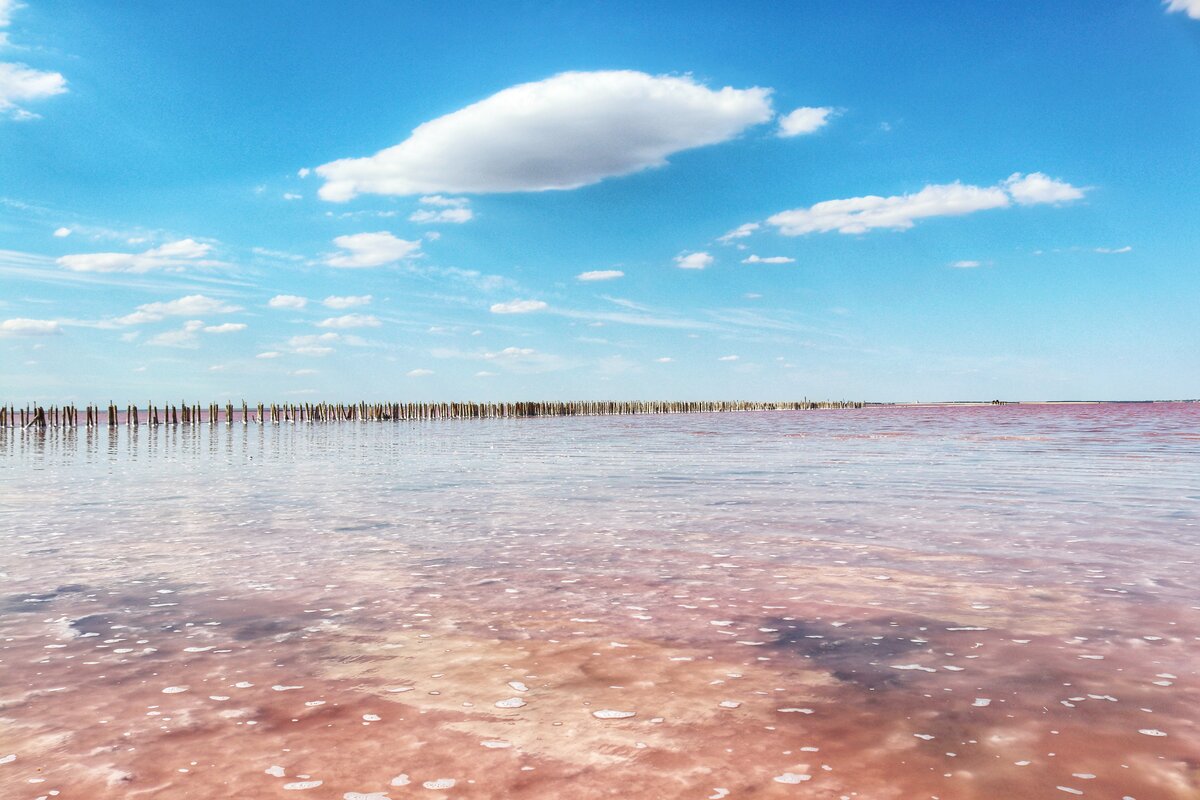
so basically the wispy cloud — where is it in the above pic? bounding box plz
[57,239,220,273]
[490,299,547,314]
[577,269,624,281]
[765,172,1084,236]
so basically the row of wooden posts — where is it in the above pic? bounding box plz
[1,399,863,429]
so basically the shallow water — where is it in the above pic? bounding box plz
[1,404,1198,799]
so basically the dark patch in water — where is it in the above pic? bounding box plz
[233,618,306,641]
[766,616,936,690]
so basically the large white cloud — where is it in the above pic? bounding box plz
[766,173,1084,235]
[326,232,422,267]
[316,70,774,200]
[1166,0,1200,19]
[58,238,215,273]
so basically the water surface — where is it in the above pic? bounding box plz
[1,404,1198,799]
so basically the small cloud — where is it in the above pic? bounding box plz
[656,356,673,363]
[316,313,381,329]
[297,167,311,178]
[475,370,497,377]
[1,317,61,335]
[419,195,470,207]
[1094,246,1132,254]
[410,198,473,223]
[147,319,205,348]
[717,222,759,244]
[268,294,308,309]
[490,299,547,314]
[777,106,836,137]
[203,322,246,333]
[282,192,302,201]
[718,354,739,361]
[0,61,68,120]
[409,207,473,223]
[291,368,318,376]
[52,226,71,237]
[322,294,372,309]
[1165,0,1200,19]
[326,231,421,268]
[406,368,434,377]
[674,251,713,270]
[743,292,763,299]
[1003,172,1085,205]
[950,260,981,268]
[742,255,795,264]
[256,351,282,359]
[577,269,624,281]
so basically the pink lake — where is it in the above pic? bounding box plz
[1,403,1198,799]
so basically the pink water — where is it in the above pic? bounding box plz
[1,404,1198,799]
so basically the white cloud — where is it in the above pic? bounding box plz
[769,182,1008,235]
[58,238,216,273]
[0,62,67,120]
[577,269,624,281]
[52,226,71,237]
[268,294,308,309]
[282,192,302,201]
[322,294,372,309]
[950,260,981,268]
[766,173,1085,236]
[656,357,673,363]
[1095,246,1133,254]
[114,294,241,326]
[203,322,246,333]
[1166,0,1200,19]
[475,370,496,377]
[777,106,835,137]
[490,299,547,314]
[742,255,795,264]
[291,368,318,376]
[1,317,60,335]
[148,320,205,348]
[0,0,19,27]
[409,207,474,224]
[326,231,421,267]
[316,70,773,200]
[718,222,760,243]
[718,354,739,361]
[419,195,469,207]
[256,351,281,359]
[316,313,380,329]
[297,167,311,178]
[1003,172,1085,205]
[289,332,340,356]
[675,251,713,270]
[406,368,434,377]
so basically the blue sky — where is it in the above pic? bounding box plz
[2,1,1198,402]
